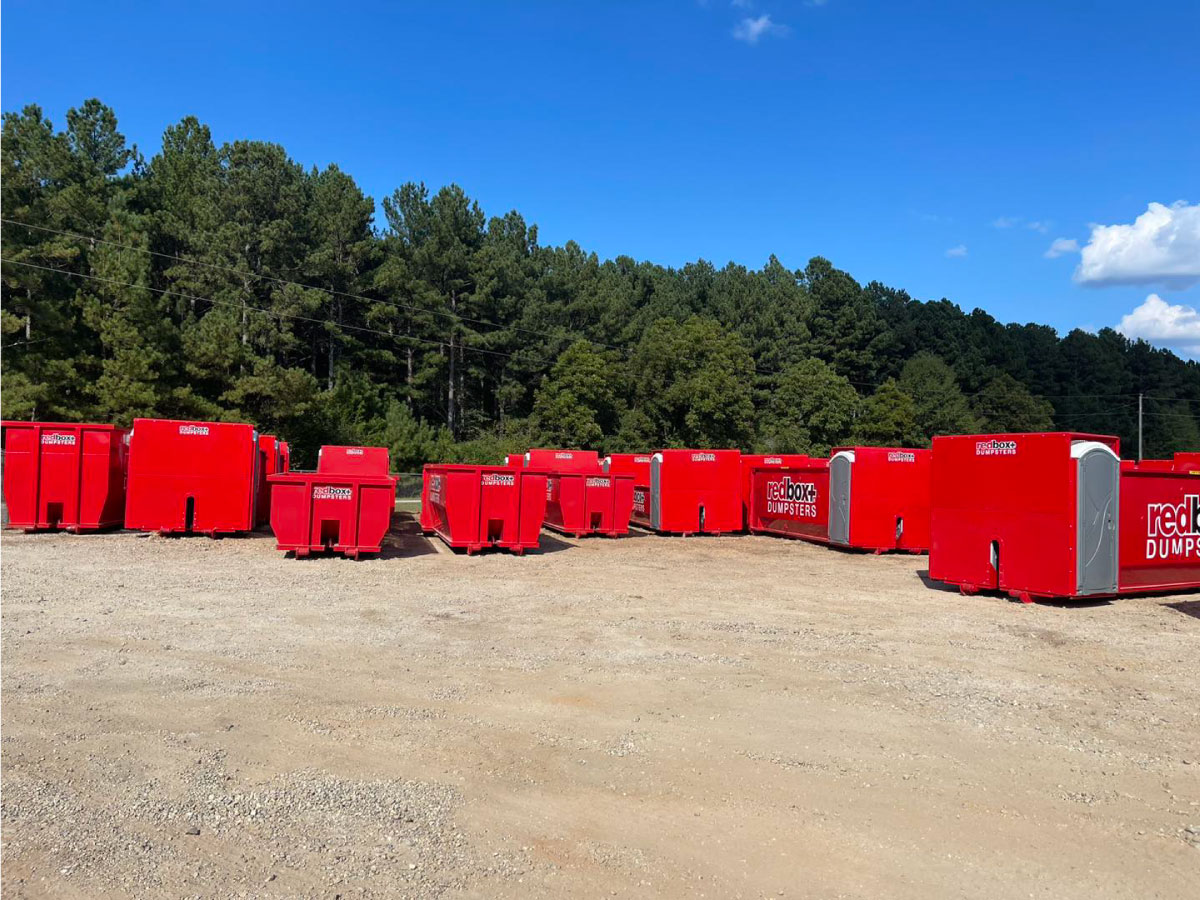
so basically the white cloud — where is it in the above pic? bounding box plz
[1026,220,1050,234]
[1044,237,1079,259]
[945,244,968,258]
[992,216,1020,229]
[732,14,788,43]
[1075,200,1200,289]
[1117,293,1200,356]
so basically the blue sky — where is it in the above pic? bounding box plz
[4,0,1199,353]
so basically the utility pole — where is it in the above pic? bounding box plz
[1138,392,1143,462]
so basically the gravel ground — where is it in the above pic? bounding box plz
[2,518,1199,899]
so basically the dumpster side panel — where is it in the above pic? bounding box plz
[650,450,742,534]
[739,454,810,528]
[747,462,831,542]
[1118,468,1200,592]
[79,426,129,531]
[421,465,545,554]
[843,447,932,552]
[316,446,390,477]
[268,471,395,557]
[1,423,39,529]
[525,449,601,473]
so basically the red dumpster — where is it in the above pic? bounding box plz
[644,449,742,534]
[504,454,525,467]
[1,421,129,532]
[279,441,292,472]
[255,434,284,526]
[268,445,396,559]
[420,464,548,554]
[544,471,636,537]
[603,453,653,527]
[523,448,601,473]
[928,432,1200,602]
[739,454,811,528]
[748,447,931,552]
[125,418,259,536]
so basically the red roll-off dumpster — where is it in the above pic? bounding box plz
[268,445,396,558]
[645,449,742,534]
[1118,462,1200,594]
[603,454,653,527]
[124,418,260,536]
[1,421,129,532]
[523,448,601,473]
[255,434,284,526]
[420,464,549,554]
[747,447,930,552]
[544,471,636,537]
[739,454,811,528]
[927,433,1139,601]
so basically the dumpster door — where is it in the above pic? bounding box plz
[1074,442,1119,595]
[828,451,853,545]
[649,453,663,530]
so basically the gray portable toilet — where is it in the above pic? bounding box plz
[1072,440,1119,595]
[828,450,853,546]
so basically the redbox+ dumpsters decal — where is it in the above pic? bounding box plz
[747,447,931,552]
[739,454,811,529]
[420,464,549,554]
[1,421,129,532]
[268,445,396,559]
[644,449,742,534]
[124,418,260,536]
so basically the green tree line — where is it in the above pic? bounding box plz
[3,100,1198,467]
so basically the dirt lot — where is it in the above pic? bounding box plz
[2,520,1198,899]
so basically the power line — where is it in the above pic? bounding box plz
[0,256,519,361]
[0,217,627,354]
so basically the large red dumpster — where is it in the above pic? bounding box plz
[544,471,636,537]
[644,449,742,534]
[125,418,259,536]
[255,434,284,526]
[524,448,601,473]
[739,454,810,528]
[603,453,653,526]
[928,432,1200,601]
[420,464,549,554]
[268,445,396,559]
[748,447,930,552]
[1,421,129,532]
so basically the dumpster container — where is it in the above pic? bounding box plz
[420,464,548,554]
[544,470,636,538]
[523,448,601,473]
[279,441,292,472]
[645,449,742,534]
[255,433,284,526]
[603,454,653,526]
[125,418,259,536]
[504,454,525,467]
[739,454,811,528]
[1,421,129,532]
[747,447,931,552]
[268,445,396,558]
[926,432,1200,601]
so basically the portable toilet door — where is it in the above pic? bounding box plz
[649,453,664,531]
[1074,440,1119,595]
[828,451,853,545]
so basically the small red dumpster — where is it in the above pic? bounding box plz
[523,448,601,473]
[748,447,931,552]
[1,421,129,532]
[255,434,284,526]
[268,445,396,559]
[927,432,1200,602]
[739,454,810,528]
[644,449,742,534]
[125,418,260,536]
[420,464,548,554]
[544,471,636,538]
[603,453,653,527]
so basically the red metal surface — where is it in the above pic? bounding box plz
[544,471,635,537]
[1118,465,1200,593]
[255,434,283,526]
[125,418,260,536]
[1,421,129,532]
[504,454,525,467]
[923,432,1189,600]
[523,448,601,473]
[647,449,742,534]
[748,447,930,551]
[420,464,549,554]
[279,442,291,472]
[268,446,396,559]
[603,454,653,527]
[739,454,810,528]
